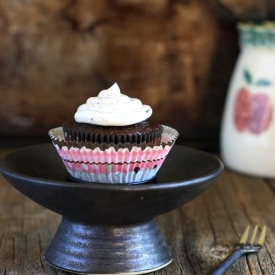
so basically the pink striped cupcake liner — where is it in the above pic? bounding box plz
[49,125,178,184]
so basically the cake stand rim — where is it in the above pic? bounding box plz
[0,143,223,191]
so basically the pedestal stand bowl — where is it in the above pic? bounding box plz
[0,144,223,275]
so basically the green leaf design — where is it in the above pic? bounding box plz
[256,79,272,87]
[244,69,252,85]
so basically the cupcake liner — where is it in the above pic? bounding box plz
[62,158,165,174]
[53,144,171,163]
[49,125,178,184]
[66,168,161,184]
[49,125,178,150]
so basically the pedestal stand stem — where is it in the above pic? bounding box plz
[45,217,172,274]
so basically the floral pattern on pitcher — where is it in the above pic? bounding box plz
[234,69,273,134]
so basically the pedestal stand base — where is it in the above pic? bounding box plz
[45,218,172,275]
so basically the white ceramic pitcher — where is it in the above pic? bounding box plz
[221,22,275,177]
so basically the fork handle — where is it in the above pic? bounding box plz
[211,248,245,275]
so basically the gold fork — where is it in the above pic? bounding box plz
[211,225,267,275]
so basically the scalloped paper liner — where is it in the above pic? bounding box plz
[66,167,162,184]
[50,126,177,148]
[63,159,165,184]
[49,125,178,184]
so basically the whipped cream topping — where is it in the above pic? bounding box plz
[74,83,152,126]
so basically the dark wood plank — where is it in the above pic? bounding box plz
[0,0,237,148]
[214,0,268,21]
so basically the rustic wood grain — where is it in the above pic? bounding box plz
[214,0,275,21]
[0,0,238,146]
[0,149,274,274]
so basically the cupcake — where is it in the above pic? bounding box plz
[49,83,178,184]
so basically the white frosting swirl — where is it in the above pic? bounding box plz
[74,83,152,126]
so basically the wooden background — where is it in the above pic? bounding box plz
[0,0,273,149]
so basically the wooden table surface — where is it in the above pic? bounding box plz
[0,148,274,275]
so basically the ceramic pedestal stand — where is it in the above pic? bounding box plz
[0,144,223,275]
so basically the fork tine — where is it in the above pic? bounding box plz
[257,226,267,246]
[239,226,250,245]
[212,225,267,274]
[249,225,259,245]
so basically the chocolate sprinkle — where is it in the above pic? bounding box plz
[134,167,140,174]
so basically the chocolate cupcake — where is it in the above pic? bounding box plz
[49,83,178,184]
[62,120,163,144]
